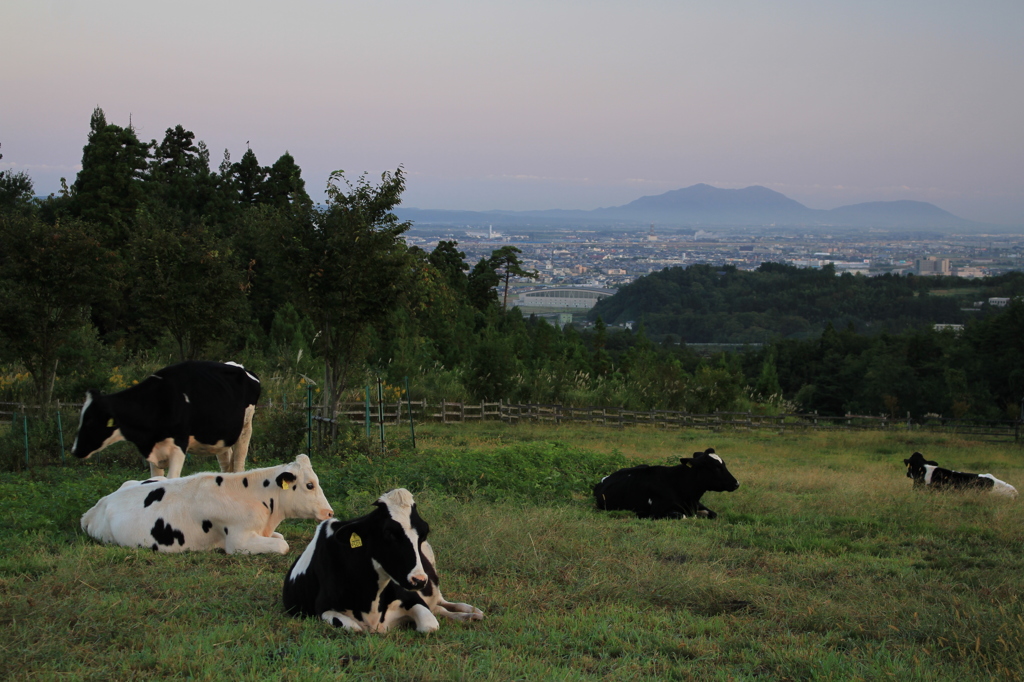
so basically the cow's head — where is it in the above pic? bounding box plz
[276,454,334,522]
[904,452,938,483]
[682,447,740,492]
[71,390,123,459]
[365,488,431,592]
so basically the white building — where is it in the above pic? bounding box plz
[514,286,615,309]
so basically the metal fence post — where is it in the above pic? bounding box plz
[22,414,30,469]
[377,377,385,454]
[306,387,313,456]
[365,386,372,439]
[56,408,65,464]
[405,376,415,449]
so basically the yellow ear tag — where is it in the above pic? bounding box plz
[281,481,290,490]
[107,418,115,428]
[350,533,363,549]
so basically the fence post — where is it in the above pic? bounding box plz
[377,377,385,454]
[405,376,415,449]
[365,386,372,439]
[22,413,30,469]
[56,408,65,464]
[306,387,313,456]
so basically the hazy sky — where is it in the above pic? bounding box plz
[4,0,1023,224]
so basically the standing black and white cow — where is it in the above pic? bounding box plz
[81,454,334,554]
[594,447,740,519]
[72,360,261,478]
[283,488,484,633]
[904,452,1018,497]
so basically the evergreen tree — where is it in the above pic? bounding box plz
[230,148,267,205]
[261,152,310,209]
[488,245,538,310]
[72,107,150,243]
[146,125,217,218]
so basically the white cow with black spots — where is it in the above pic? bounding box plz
[81,455,333,554]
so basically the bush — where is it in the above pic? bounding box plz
[248,406,307,466]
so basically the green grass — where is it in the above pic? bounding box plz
[2,424,1023,680]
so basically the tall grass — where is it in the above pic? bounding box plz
[2,424,1022,680]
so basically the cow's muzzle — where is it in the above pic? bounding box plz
[316,508,334,522]
[408,574,428,591]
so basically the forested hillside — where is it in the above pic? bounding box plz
[590,261,1024,343]
[2,109,1024,426]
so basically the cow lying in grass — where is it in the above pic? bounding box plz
[594,447,740,519]
[283,488,484,633]
[81,454,334,554]
[904,452,1018,498]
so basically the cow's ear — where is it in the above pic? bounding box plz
[903,459,911,465]
[275,472,297,490]
[295,454,310,466]
[681,458,693,467]
[927,460,939,466]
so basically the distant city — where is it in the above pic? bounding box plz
[406,225,1024,301]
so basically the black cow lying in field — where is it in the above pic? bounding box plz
[594,447,740,519]
[904,452,1018,498]
[283,488,484,633]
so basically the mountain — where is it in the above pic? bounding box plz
[396,184,981,231]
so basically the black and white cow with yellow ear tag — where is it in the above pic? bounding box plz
[283,488,484,633]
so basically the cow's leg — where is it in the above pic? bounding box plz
[321,610,365,631]
[224,529,289,555]
[148,439,186,479]
[214,447,233,473]
[696,503,717,519]
[407,603,440,633]
[227,404,256,472]
[378,600,439,633]
[433,594,484,621]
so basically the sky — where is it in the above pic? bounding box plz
[3,0,1023,225]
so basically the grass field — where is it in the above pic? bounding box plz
[2,423,1023,680]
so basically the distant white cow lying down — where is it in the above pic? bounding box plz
[81,454,334,554]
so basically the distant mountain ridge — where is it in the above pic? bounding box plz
[397,184,981,231]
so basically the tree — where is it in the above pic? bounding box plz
[261,152,311,209]
[230,148,267,205]
[428,240,469,295]
[0,213,116,406]
[127,209,249,360]
[288,168,412,420]
[145,125,217,218]
[488,245,538,310]
[467,257,500,312]
[72,107,150,243]
[0,143,36,215]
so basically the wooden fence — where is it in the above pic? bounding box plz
[3,399,1020,468]
[314,400,1022,441]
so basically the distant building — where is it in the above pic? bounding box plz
[515,286,615,310]
[954,266,987,279]
[934,324,964,333]
[989,297,1011,307]
[916,256,951,276]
